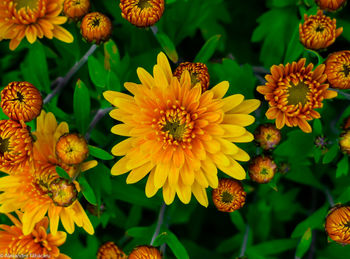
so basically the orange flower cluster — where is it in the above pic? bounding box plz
[325,205,350,244]
[249,155,277,184]
[64,0,91,20]
[96,243,161,259]
[80,12,112,44]
[316,0,347,11]
[325,50,350,89]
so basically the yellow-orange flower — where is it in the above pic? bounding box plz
[325,205,350,244]
[257,59,337,133]
[104,52,260,207]
[81,12,112,44]
[0,212,70,258]
[248,156,276,184]
[316,0,347,11]
[299,10,343,50]
[0,0,74,50]
[56,133,89,165]
[212,178,246,213]
[0,164,94,236]
[339,129,350,155]
[0,119,32,171]
[119,0,164,27]
[128,246,162,259]
[1,81,42,122]
[254,123,281,150]
[97,242,127,259]
[64,0,90,20]
[174,62,210,92]
[325,50,350,89]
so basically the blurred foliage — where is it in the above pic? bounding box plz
[1,0,350,258]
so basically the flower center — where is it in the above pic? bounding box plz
[287,81,310,106]
[0,137,10,155]
[315,25,325,32]
[342,64,350,77]
[162,121,186,141]
[137,0,152,9]
[190,72,200,86]
[221,191,234,203]
[49,178,78,207]
[261,168,269,175]
[91,17,101,27]
[13,0,38,10]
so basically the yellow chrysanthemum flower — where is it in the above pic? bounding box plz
[0,0,74,50]
[104,52,260,207]
[0,211,70,258]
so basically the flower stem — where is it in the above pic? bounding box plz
[239,225,250,257]
[332,89,350,100]
[85,107,113,141]
[43,44,98,104]
[150,202,166,246]
[325,188,335,207]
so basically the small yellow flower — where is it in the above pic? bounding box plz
[325,205,350,244]
[212,178,246,213]
[1,81,42,122]
[55,133,89,165]
[174,62,210,92]
[254,123,281,150]
[49,177,78,207]
[128,246,162,259]
[325,50,350,89]
[81,12,112,44]
[97,242,127,259]
[120,0,165,27]
[339,129,350,155]
[64,0,90,20]
[248,156,277,183]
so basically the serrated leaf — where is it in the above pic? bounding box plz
[88,145,114,160]
[322,144,339,164]
[88,55,107,87]
[154,31,178,63]
[79,176,97,205]
[295,228,312,258]
[336,155,349,178]
[153,231,190,259]
[194,34,221,63]
[55,166,70,180]
[74,80,90,134]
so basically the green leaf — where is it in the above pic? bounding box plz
[336,186,350,204]
[313,119,323,136]
[295,228,312,259]
[336,155,349,178]
[106,70,121,91]
[78,176,97,205]
[284,23,304,63]
[55,166,70,180]
[88,55,107,87]
[127,225,154,239]
[104,40,121,72]
[230,211,245,232]
[73,80,91,134]
[153,230,190,259]
[154,31,178,63]
[194,34,221,63]
[248,238,298,256]
[322,144,339,164]
[88,145,114,160]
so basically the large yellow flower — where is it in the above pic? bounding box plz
[0,212,70,258]
[104,52,260,207]
[0,0,73,50]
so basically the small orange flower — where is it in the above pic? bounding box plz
[325,50,350,89]
[0,119,32,171]
[299,10,343,50]
[81,12,112,44]
[1,81,42,122]
[325,205,350,244]
[174,62,210,92]
[254,124,281,150]
[257,59,337,133]
[128,246,162,259]
[339,129,350,155]
[316,0,347,11]
[248,156,276,183]
[49,178,78,207]
[119,0,165,27]
[0,0,73,50]
[0,212,70,258]
[212,178,246,213]
[64,0,90,20]
[97,242,127,259]
[56,133,89,165]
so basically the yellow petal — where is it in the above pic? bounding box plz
[217,138,239,155]
[111,138,133,156]
[22,204,49,235]
[111,124,132,136]
[126,162,153,184]
[157,52,173,84]
[218,159,246,180]
[163,181,175,205]
[180,164,194,186]
[223,114,255,126]
[111,157,130,176]
[221,94,244,112]
[52,25,73,43]
[145,168,159,198]
[194,170,209,188]
[201,159,218,188]
[191,181,208,207]
[81,160,98,172]
[176,181,191,204]
[154,163,169,189]
[153,64,170,91]
[137,67,155,89]
[229,99,261,114]
[211,81,229,99]
[48,205,61,236]
[221,125,246,137]
[60,208,75,234]
[231,148,250,162]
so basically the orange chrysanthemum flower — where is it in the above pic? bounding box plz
[0,119,32,171]
[325,50,350,89]
[339,129,350,155]
[299,10,343,50]
[0,164,94,236]
[1,81,42,122]
[0,212,70,258]
[212,178,246,213]
[316,0,347,11]
[128,246,162,259]
[325,205,350,244]
[64,0,90,20]
[104,52,260,206]
[119,0,165,27]
[256,59,337,133]
[248,156,276,184]
[97,242,127,259]
[174,62,210,92]
[80,12,112,44]
[254,123,281,150]
[0,0,74,50]
[56,133,89,165]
